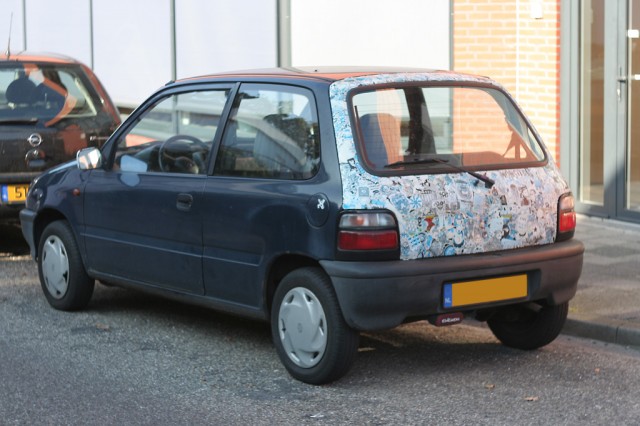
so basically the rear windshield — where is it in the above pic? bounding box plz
[351,85,546,173]
[0,63,100,127]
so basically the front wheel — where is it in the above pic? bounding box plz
[271,267,359,385]
[487,301,568,350]
[38,221,94,311]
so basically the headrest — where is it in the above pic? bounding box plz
[6,77,36,105]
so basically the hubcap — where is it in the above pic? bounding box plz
[278,287,327,368]
[41,236,69,299]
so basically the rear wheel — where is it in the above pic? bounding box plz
[487,302,568,350]
[38,221,94,311]
[271,267,359,385]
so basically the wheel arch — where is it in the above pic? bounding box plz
[32,209,69,259]
[264,254,323,316]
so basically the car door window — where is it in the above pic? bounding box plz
[115,89,229,174]
[214,84,320,179]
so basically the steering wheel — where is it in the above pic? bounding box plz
[158,135,208,173]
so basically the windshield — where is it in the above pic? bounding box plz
[0,63,100,127]
[351,85,546,173]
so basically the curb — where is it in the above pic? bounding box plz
[563,318,640,347]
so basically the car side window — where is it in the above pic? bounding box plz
[214,84,320,180]
[114,89,229,174]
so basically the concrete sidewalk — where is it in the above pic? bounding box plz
[563,215,640,347]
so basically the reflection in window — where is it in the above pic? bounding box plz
[215,84,320,180]
[352,86,544,172]
[115,89,228,175]
[579,0,605,205]
[0,64,99,126]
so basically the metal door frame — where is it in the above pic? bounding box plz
[562,0,640,223]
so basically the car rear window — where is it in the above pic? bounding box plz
[0,63,100,127]
[350,85,546,174]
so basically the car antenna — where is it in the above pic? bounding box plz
[5,12,13,59]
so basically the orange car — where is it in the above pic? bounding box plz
[0,52,120,220]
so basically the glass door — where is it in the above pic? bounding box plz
[577,0,640,222]
[625,0,640,214]
[579,0,606,210]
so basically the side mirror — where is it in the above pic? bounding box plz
[77,147,103,170]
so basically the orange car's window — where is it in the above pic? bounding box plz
[1,64,99,127]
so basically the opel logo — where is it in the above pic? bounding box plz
[27,133,43,147]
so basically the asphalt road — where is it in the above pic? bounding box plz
[2,223,640,425]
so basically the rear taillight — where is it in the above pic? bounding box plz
[338,230,399,250]
[557,193,576,241]
[337,212,399,252]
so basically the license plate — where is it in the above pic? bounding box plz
[443,275,528,308]
[1,184,29,204]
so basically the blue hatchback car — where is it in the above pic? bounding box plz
[20,67,584,384]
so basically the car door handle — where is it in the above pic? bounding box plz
[176,193,193,212]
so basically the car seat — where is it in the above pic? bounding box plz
[358,113,403,167]
[253,114,309,177]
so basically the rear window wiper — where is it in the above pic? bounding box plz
[384,157,495,188]
[0,117,39,125]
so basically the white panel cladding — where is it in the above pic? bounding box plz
[290,0,451,70]
[92,0,173,107]
[24,0,92,66]
[175,0,278,79]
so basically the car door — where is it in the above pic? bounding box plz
[82,86,231,294]
[202,83,323,308]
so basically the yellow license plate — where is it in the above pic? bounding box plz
[1,184,29,204]
[443,275,528,308]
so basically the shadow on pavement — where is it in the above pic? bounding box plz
[0,223,30,256]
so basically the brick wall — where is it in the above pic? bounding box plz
[453,0,561,163]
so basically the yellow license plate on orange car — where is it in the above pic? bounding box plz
[443,275,528,308]
[1,184,29,204]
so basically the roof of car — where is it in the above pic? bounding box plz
[0,51,81,65]
[179,66,478,84]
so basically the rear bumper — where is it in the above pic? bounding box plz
[321,239,584,331]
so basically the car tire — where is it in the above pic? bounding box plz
[271,267,359,385]
[38,221,94,311]
[487,301,568,350]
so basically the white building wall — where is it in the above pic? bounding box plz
[2,0,278,106]
[1,0,449,106]
[0,0,26,54]
[290,0,450,70]
[93,0,174,107]
[176,0,277,79]
[24,0,92,66]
